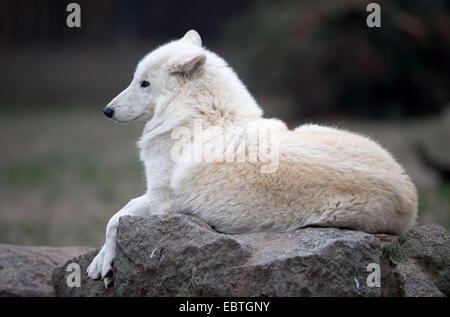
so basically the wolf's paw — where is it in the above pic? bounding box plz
[86,247,105,280]
[86,246,115,288]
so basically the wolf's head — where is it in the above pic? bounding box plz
[102,30,206,122]
[102,30,262,126]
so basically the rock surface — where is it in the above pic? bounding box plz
[381,224,449,297]
[50,214,448,297]
[0,244,93,296]
[2,215,448,297]
[110,215,382,296]
[52,249,115,297]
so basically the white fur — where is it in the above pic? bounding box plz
[87,30,418,287]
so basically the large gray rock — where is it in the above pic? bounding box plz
[0,244,92,296]
[383,262,444,297]
[381,224,449,297]
[4,216,447,297]
[53,214,384,296]
[51,249,115,297]
[402,224,450,295]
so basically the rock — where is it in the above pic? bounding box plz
[52,249,115,297]
[383,262,444,297]
[53,214,383,296]
[402,224,450,295]
[384,224,450,296]
[381,223,449,297]
[5,216,447,297]
[0,244,93,296]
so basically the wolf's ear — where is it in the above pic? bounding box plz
[170,53,206,76]
[181,30,202,46]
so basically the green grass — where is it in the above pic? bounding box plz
[382,243,406,262]
[397,233,409,245]
[0,106,144,246]
[381,233,410,262]
[0,157,61,188]
[438,182,450,202]
[438,182,450,228]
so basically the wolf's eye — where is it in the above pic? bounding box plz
[140,80,150,88]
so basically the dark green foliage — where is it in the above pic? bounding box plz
[382,233,409,262]
[225,0,450,121]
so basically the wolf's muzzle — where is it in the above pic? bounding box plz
[102,107,115,118]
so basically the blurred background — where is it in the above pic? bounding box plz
[0,0,449,246]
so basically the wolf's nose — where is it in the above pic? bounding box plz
[102,107,114,118]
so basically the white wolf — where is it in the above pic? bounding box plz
[87,30,418,287]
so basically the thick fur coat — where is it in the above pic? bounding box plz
[87,30,417,287]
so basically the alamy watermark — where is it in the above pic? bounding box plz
[66,3,81,28]
[366,3,381,28]
[66,262,81,288]
[65,3,381,30]
[366,263,381,287]
[170,119,280,173]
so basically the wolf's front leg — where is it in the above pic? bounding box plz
[86,194,151,288]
